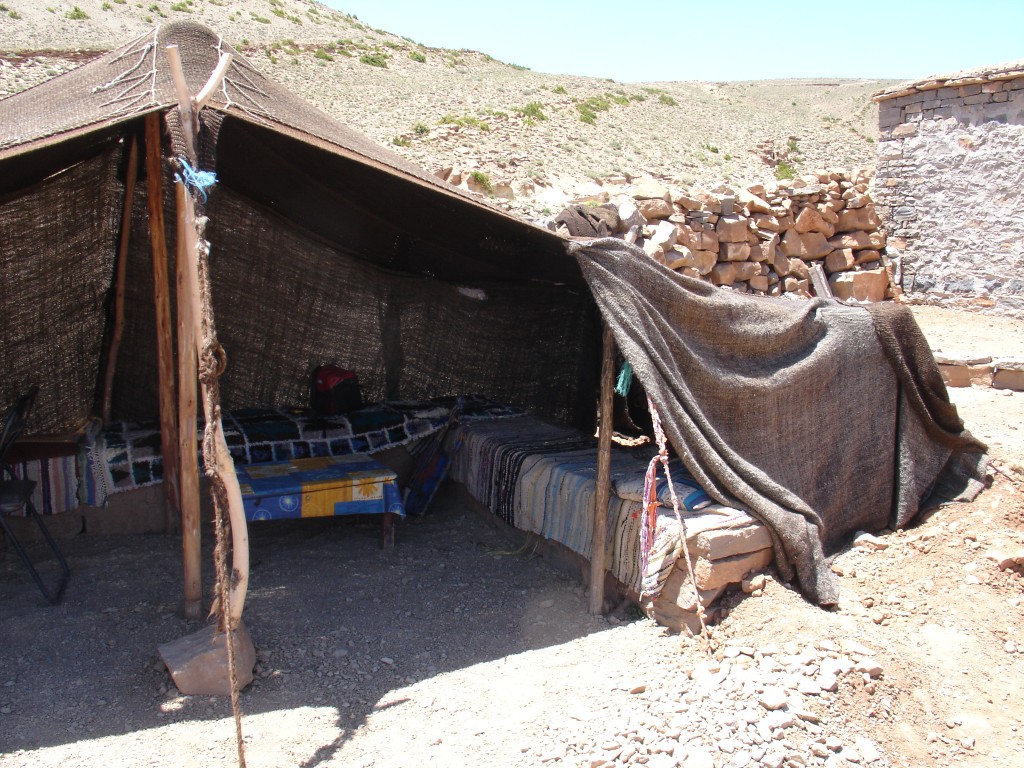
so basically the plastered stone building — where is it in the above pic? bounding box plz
[872,60,1024,314]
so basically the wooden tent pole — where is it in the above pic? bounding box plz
[165,44,248,625]
[589,322,616,615]
[101,134,139,424]
[176,181,202,621]
[144,112,181,534]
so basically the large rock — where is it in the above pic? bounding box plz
[636,198,673,221]
[827,231,872,250]
[829,268,889,302]
[617,198,647,232]
[632,177,671,201]
[647,219,678,251]
[836,203,880,233]
[711,261,759,285]
[780,230,832,260]
[794,206,835,237]
[824,249,856,274]
[690,229,719,252]
[159,621,256,696]
[739,189,772,214]
[749,275,770,292]
[993,359,1024,391]
[721,242,751,262]
[751,213,781,232]
[716,215,750,243]
[787,258,810,280]
[694,548,774,591]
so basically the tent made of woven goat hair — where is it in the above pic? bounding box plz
[0,21,600,437]
[0,21,988,609]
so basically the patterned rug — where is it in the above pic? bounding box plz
[87,395,523,505]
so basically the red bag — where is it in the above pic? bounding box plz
[311,365,363,416]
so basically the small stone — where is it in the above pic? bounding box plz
[961,736,975,749]
[825,736,842,752]
[759,688,790,711]
[817,673,839,692]
[853,738,880,763]
[853,531,888,550]
[629,684,648,695]
[855,658,883,678]
[683,746,716,768]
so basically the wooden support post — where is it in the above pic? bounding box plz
[165,44,247,626]
[176,182,202,620]
[101,134,138,424]
[145,112,181,534]
[589,322,616,615]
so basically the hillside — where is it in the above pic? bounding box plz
[0,0,896,214]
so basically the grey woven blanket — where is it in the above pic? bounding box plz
[571,238,987,605]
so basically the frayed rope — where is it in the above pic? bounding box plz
[615,361,632,397]
[175,157,217,203]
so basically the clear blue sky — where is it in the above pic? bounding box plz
[321,0,1023,83]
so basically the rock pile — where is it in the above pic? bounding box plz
[652,510,774,635]
[524,637,889,768]
[556,171,897,304]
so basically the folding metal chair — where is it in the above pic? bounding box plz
[0,387,70,605]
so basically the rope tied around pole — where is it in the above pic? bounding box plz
[640,398,711,646]
[174,156,218,202]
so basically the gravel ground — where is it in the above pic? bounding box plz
[1,306,1023,768]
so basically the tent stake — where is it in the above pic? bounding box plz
[144,112,181,535]
[176,181,202,621]
[101,134,138,424]
[589,322,616,615]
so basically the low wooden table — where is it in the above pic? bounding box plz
[236,454,405,547]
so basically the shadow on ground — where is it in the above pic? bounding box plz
[0,484,612,763]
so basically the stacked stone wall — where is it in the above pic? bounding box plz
[557,172,895,303]
[872,70,1024,314]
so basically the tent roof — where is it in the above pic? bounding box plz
[0,20,579,287]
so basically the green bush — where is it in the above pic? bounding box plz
[517,102,547,121]
[552,85,567,95]
[775,160,796,180]
[314,48,333,61]
[658,93,678,106]
[469,171,493,194]
[392,136,410,147]
[359,53,389,68]
[409,50,426,63]
[170,1,191,11]
[413,122,429,136]
[66,5,89,19]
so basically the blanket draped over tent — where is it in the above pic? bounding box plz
[571,238,987,605]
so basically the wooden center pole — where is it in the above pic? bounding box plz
[101,134,138,424]
[589,322,617,615]
[165,44,247,624]
[144,112,181,535]
[176,181,202,621]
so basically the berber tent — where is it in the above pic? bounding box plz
[0,21,987,608]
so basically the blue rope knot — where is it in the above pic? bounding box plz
[615,360,633,397]
[175,157,217,203]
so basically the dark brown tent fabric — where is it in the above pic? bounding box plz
[0,21,598,433]
[571,238,987,605]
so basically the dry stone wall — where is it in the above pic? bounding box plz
[555,171,895,303]
[872,63,1024,314]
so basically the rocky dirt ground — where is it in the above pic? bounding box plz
[0,305,1022,768]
